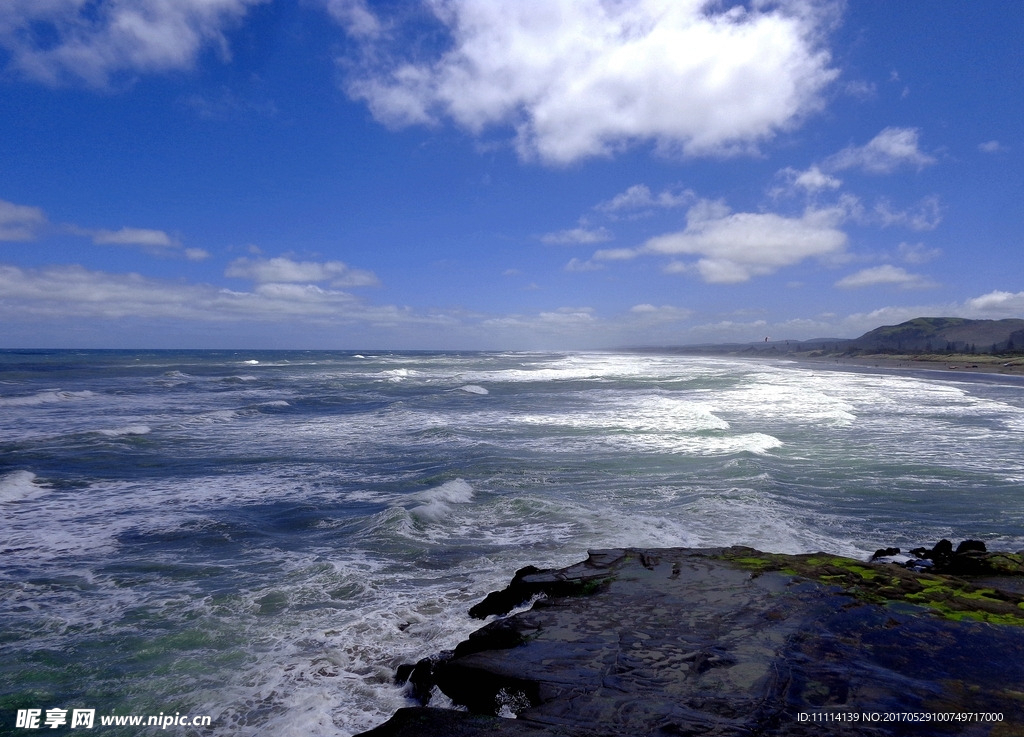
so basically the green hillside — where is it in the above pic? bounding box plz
[850,317,1024,354]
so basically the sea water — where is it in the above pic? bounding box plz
[1,350,1023,735]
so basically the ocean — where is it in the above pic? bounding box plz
[2,350,1023,735]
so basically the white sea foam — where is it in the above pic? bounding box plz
[7,350,1024,737]
[380,368,413,383]
[457,384,488,395]
[510,393,729,437]
[243,360,260,365]
[0,470,46,502]
[0,389,94,407]
[196,409,240,423]
[96,424,152,437]
[408,479,475,521]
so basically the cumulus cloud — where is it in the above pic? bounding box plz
[340,0,839,164]
[824,127,936,174]
[642,200,847,283]
[540,225,613,245]
[0,0,267,87]
[773,165,842,196]
[834,265,935,290]
[963,290,1024,318]
[596,184,694,214]
[225,256,380,287]
[0,199,47,241]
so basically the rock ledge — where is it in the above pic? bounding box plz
[360,545,1024,736]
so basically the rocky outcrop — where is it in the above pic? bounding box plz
[360,545,1024,736]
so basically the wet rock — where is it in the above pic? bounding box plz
[361,546,1024,737]
[904,538,1023,577]
[955,539,987,555]
[870,546,900,560]
[395,654,450,705]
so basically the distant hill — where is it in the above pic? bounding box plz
[849,317,1024,354]
[630,317,1024,356]
[630,317,1024,357]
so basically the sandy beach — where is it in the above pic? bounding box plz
[786,352,1024,382]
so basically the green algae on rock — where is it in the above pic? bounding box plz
[718,545,1024,626]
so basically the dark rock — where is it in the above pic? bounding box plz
[870,547,900,560]
[360,546,1024,737]
[469,565,544,619]
[899,539,1022,576]
[394,654,450,705]
[468,561,615,619]
[931,538,954,562]
[955,539,987,554]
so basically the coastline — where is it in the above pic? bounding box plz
[774,352,1024,386]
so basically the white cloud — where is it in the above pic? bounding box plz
[843,79,876,99]
[839,291,1024,338]
[322,0,382,39]
[775,165,842,195]
[596,184,693,213]
[70,224,211,259]
[834,265,935,290]
[92,227,177,248]
[963,290,1024,318]
[629,303,693,321]
[565,257,603,272]
[0,198,205,257]
[871,196,942,231]
[225,256,380,287]
[341,0,839,164]
[0,0,267,87]
[0,262,410,327]
[538,307,596,326]
[897,241,941,264]
[978,140,1005,154]
[825,127,936,174]
[0,263,222,320]
[643,200,847,283]
[0,199,47,241]
[540,226,613,245]
[592,248,637,261]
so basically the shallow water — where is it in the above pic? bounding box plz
[1,350,1022,735]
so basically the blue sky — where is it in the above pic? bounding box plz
[0,0,1021,350]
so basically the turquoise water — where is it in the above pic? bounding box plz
[2,350,1023,735]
